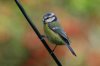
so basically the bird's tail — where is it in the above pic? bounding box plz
[66,44,77,56]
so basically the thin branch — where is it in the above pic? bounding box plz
[15,0,62,66]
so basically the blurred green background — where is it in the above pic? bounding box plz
[0,0,100,66]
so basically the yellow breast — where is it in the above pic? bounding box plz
[44,24,64,45]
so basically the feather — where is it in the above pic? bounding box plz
[48,22,76,56]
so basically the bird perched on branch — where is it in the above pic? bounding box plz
[42,12,76,56]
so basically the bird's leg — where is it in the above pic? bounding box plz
[41,35,46,38]
[53,44,57,52]
[40,35,46,40]
[41,35,47,39]
[51,45,57,54]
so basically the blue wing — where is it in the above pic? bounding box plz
[48,23,70,45]
[48,23,76,56]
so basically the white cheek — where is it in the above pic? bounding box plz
[46,17,55,23]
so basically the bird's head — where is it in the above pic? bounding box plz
[43,12,57,24]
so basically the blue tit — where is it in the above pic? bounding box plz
[42,12,76,56]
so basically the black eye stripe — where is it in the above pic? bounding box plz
[43,15,57,22]
[45,17,49,20]
[45,16,52,20]
[47,16,55,19]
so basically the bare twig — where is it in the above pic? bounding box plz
[15,0,62,66]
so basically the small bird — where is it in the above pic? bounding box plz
[42,12,76,56]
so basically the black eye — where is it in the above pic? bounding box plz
[45,17,49,20]
[43,17,49,22]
